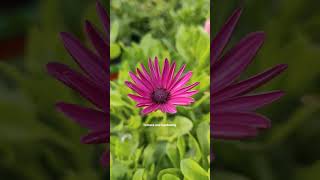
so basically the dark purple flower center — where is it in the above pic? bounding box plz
[151,88,170,104]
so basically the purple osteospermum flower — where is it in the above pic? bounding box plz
[126,57,199,115]
[211,8,287,140]
[46,2,109,167]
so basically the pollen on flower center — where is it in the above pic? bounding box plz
[151,88,170,104]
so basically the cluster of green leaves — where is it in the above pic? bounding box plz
[212,0,320,179]
[110,0,210,179]
[0,0,108,179]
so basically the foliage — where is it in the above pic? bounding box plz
[110,1,210,179]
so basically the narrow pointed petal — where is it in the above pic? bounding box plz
[154,57,161,82]
[173,90,199,98]
[212,8,242,62]
[168,64,186,89]
[136,68,155,89]
[212,32,265,93]
[165,62,176,89]
[172,82,200,95]
[125,81,149,96]
[163,104,177,114]
[129,72,152,92]
[211,124,258,140]
[96,1,110,39]
[128,94,151,104]
[170,97,195,105]
[148,58,159,84]
[60,32,107,86]
[85,20,109,61]
[170,71,193,91]
[161,59,170,87]
[56,103,107,130]
[214,64,288,101]
[213,112,271,129]
[215,91,284,112]
[142,104,159,115]
[47,63,107,110]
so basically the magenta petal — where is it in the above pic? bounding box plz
[163,104,177,114]
[129,72,152,92]
[125,81,149,96]
[154,57,161,82]
[148,58,159,85]
[47,63,107,110]
[170,97,195,105]
[56,102,107,130]
[60,32,107,86]
[174,90,199,98]
[165,62,176,89]
[214,91,284,112]
[214,64,288,101]
[212,32,265,93]
[213,111,271,129]
[161,59,170,87]
[168,64,186,89]
[172,82,200,95]
[96,1,110,39]
[142,104,159,115]
[169,71,192,91]
[211,124,258,140]
[136,68,155,90]
[128,94,151,104]
[212,8,242,62]
[85,20,109,61]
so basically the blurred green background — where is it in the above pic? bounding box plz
[0,0,108,179]
[213,0,320,179]
[0,0,319,179]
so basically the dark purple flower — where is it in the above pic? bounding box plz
[46,1,109,167]
[211,8,287,140]
[126,57,199,115]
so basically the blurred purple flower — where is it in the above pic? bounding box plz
[126,57,199,115]
[46,1,109,167]
[205,19,210,34]
[211,8,287,140]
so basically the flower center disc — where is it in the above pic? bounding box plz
[151,88,170,104]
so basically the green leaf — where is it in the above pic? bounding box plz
[166,143,180,168]
[186,134,202,162]
[157,168,182,180]
[133,169,145,180]
[111,20,119,43]
[111,43,121,60]
[177,136,186,159]
[176,25,209,67]
[180,159,208,180]
[162,174,180,180]
[196,121,210,157]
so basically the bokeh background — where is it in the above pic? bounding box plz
[213,0,320,179]
[0,0,108,179]
[0,0,320,179]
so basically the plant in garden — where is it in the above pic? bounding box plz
[47,1,109,166]
[126,57,199,114]
[211,9,287,140]
[110,1,210,178]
